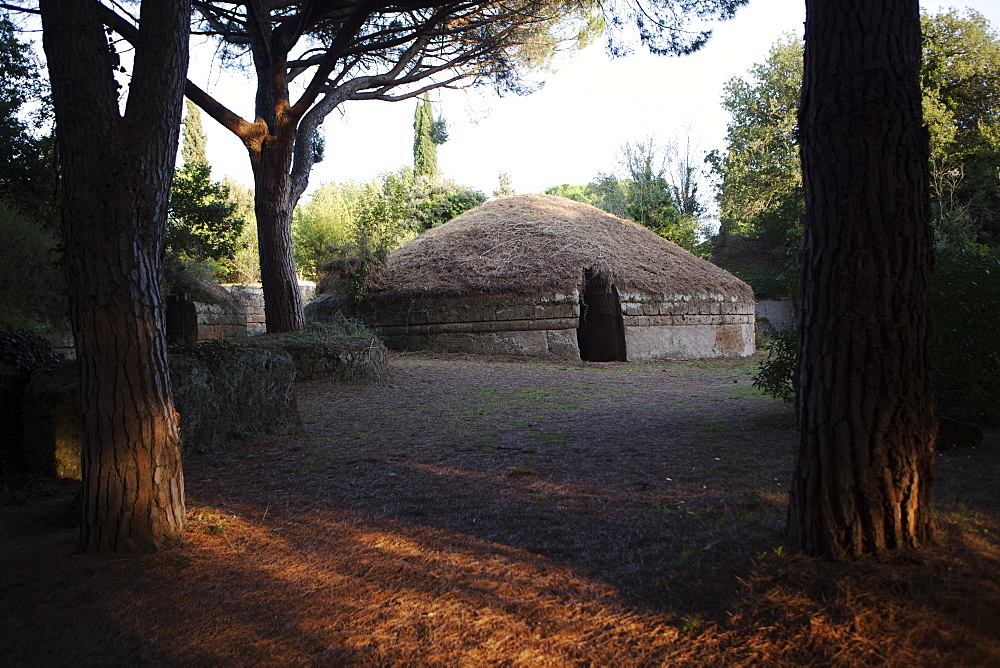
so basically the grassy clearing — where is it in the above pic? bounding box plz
[0,352,996,665]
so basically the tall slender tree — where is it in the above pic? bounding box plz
[0,14,55,222]
[413,94,437,178]
[788,0,937,559]
[168,100,244,264]
[181,98,208,166]
[38,0,190,552]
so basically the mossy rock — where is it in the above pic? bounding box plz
[246,335,387,382]
[192,343,301,438]
[170,355,219,452]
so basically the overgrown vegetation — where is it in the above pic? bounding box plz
[752,329,797,403]
[709,9,1000,298]
[932,243,1000,424]
[294,168,485,296]
[0,205,66,337]
[233,316,389,383]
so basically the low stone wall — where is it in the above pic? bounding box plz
[240,335,389,382]
[165,281,318,346]
[224,282,316,335]
[618,292,756,359]
[361,291,579,334]
[623,323,756,360]
[166,299,246,347]
[385,329,580,359]
[755,298,797,333]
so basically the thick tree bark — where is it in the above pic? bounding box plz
[252,131,306,332]
[788,0,937,559]
[40,0,190,552]
[246,9,306,333]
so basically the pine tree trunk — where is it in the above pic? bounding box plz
[252,129,305,333]
[40,0,189,552]
[788,0,937,559]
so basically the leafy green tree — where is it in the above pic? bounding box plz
[293,168,485,279]
[0,15,57,223]
[921,8,1000,248]
[219,176,259,283]
[544,183,598,204]
[402,171,486,231]
[549,138,706,253]
[292,181,355,281]
[712,9,1000,256]
[167,100,246,266]
[708,34,803,250]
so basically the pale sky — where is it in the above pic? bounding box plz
[189,0,1000,200]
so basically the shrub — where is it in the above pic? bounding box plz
[752,328,797,403]
[230,318,388,383]
[0,204,67,336]
[0,328,62,484]
[932,243,1000,424]
[751,244,1000,426]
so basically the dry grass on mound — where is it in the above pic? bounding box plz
[1,353,997,666]
[371,194,753,301]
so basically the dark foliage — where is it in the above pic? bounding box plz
[752,329,797,403]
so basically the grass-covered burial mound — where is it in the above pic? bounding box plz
[361,194,755,361]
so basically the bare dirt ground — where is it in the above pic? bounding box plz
[2,351,998,666]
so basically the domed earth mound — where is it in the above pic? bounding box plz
[359,194,755,361]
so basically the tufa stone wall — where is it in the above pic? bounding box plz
[360,288,755,360]
[223,282,317,335]
[755,298,798,334]
[166,281,317,346]
[166,300,245,347]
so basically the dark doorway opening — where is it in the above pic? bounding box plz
[577,269,627,362]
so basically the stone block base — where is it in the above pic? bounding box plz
[385,328,581,359]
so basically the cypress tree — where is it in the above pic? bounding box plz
[181,99,208,167]
[168,100,244,264]
[413,93,437,178]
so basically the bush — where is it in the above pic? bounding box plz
[932,243,1000,424]
[241,318,388,383]
[184,341,301,439]
[750,245,1000,426]
[0,328,62,485]
[0,204,67,336]
[292,183,353,281]
[752,329,797,403]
